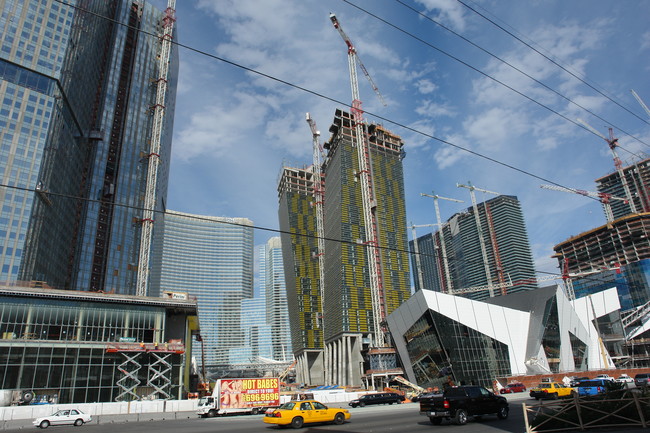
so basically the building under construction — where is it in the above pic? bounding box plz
[596,157,650,220]
[278,166,325,385]
[411,195,537,300]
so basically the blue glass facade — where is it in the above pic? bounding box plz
[265,237,292,362]
[0,1,177,293]
[572,258,650,311]
[0,1,115,285]
[149,210,254,367]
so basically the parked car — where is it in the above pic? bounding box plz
[419,385,509,425]
[348,392,405,408]
[594,374,615,381]
[263,400,350,429]
[575,379,610,396]
[529,382,573,400]
[635,373,650,388]
[500,383,526,394]
[569,376,590,387]
[616,374,634,384]
[33,409,92,429]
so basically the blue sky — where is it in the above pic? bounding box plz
[151,0,650,282]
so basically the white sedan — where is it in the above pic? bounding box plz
[33,409,92,429]
[616,374,634,384]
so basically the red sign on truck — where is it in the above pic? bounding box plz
[219,378,280,409]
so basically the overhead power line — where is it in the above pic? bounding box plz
[456,0,650,127]
[390,0,650,152]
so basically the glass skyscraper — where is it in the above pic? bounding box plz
[0,1,177,294]
[265,236,292,362]
[410,195,537,300]
[149,210,254,367]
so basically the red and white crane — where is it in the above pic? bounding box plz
[136,0,176,297]
[577,118,637,214]
[457,182,500,297]
[421,192,464,294]
[540,184,628,223]
[330,13,387,347]
[306,113,326,329]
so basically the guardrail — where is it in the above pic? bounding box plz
[523,389,649,432]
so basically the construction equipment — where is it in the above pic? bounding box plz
[577,119,637,214]
[306,113,326,331]
[410,223,436,291]
[330,13,387,347]
[421,192,464,294]
[392,375,425,394]
[136,0,176,297]
[540,184,628,222]
[456,182,500,297]
[631,89,650,118]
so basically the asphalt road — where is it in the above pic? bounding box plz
[4,393,645,432]
[5,395,529,433]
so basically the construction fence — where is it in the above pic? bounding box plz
[523,388,649,432]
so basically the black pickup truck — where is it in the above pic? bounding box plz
[419,385,509,425]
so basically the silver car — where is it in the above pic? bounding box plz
[33,409,92,429]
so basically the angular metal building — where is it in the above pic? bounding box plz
[387,286,619,390]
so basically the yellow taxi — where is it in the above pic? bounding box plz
[263,399,351,429]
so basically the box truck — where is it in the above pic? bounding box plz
[196,377,280,417]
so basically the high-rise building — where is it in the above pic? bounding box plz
[595,157,650,220]
[278,166,325,385]
[411,195,536,300]
[0,1,177,294]
[265,237,292,362]
[279,109,411,387]
[149,210,254,367]
[321,110,410,387]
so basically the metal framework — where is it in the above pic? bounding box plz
[540,184,628,223]
[410,223,436,291]
[136,0,176,296]
[457,182,500,297]
[421,192,463,293]
[306,113,326,329]
[116,352,142,401]
[578,119,637,214]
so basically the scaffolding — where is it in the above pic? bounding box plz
[107,342,184,401]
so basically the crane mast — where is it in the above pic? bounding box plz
[421,192,463,294]
[577,118,637,214]
[330,13,386,347]
[410,223,436,291]
[306,113,326,329]
[457,182,500,297]
[136,0,176,297]
[631,89,650,118]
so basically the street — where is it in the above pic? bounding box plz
[9,395,529,433]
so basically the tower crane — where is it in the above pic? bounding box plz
[136,0,176,297]
[410,223,436,292]
[421,192,464,294]
[306,113,326,331]
[539,184,628,223]
[577,118,637,214]
[631,89,650,118]
[457,182,500,297]
[330,13,387,347]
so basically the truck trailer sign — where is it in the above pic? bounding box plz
[219,378,280,408]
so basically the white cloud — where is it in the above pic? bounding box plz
[415,0,466,31]
[415,79,438,94]
[415,99,455,118]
